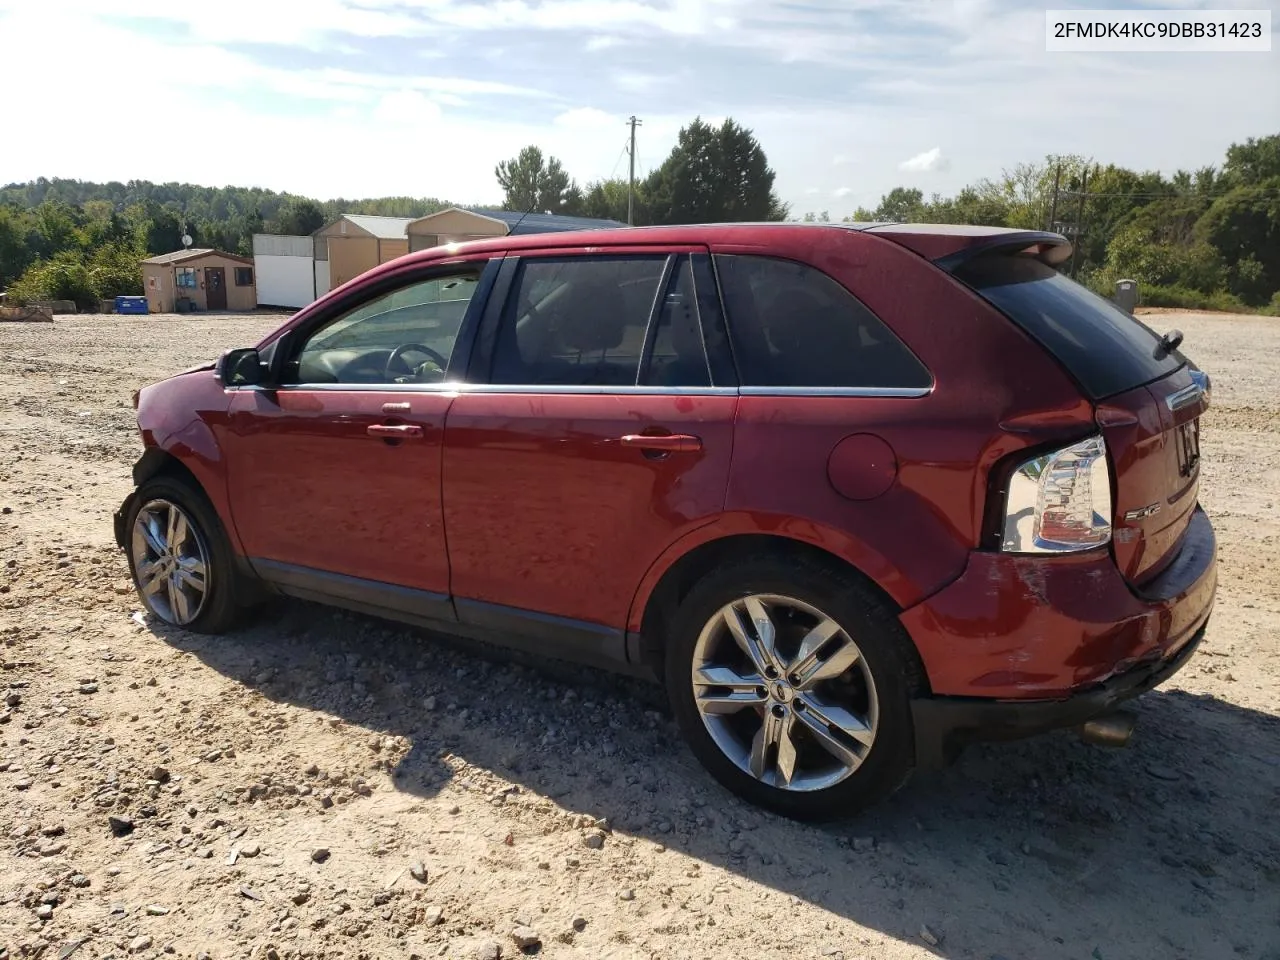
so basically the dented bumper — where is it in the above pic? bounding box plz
[901,505,1216,763]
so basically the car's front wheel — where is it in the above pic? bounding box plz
[665,556,921,821]
[124,475,244,634]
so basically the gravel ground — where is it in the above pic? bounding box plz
[1,310,1278,960]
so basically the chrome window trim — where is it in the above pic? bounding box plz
[738,385,933,399]
[228,382,931,398]
[1166,381,1203,412]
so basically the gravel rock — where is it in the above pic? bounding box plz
[474,940,502,960]
[150,766,171,784]
[425,906,444,926]
[146,904,170,916]
[129,936,153,953]
[920,924,942,947]
[239,842,261,858]
[311,847,331,863]
[571,915,587,932]
[4,692,19,708]
[618,887,635,901]
[35,904,53,921]
[410,861,428,883]
[583,830,606,849]
[511,926,541,950]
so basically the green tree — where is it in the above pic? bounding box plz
[644,117,788,225]
[871,187,924,223]
[270,197,326,236]
[1197,177,1280,303]
[494,146,577,213]
[0,205,36,289]
[1222,134,1280,186]
[580,178,633,222]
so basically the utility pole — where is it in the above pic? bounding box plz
[1069,166,1089,279]
[627,115,642,226]
[1047,163,1062,233]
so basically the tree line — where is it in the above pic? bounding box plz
[0,185,460,308]
[2,121,1276,313]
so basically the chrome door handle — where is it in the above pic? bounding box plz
[367,424,423,439]
[620,434,702,453]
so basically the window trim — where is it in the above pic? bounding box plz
[234,267,254,287]
[237,249,934,399]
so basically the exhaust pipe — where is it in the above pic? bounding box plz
[1079,711,1136,748]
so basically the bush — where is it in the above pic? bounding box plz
[1137,284,1252,313]
[9,242,142,308]
[9,253,99,309]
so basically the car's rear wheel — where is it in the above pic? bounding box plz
[125,475,244,634]
[664,555,920,820]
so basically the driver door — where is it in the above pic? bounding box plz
[222,260,493,621]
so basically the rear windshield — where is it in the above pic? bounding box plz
[953,255,1184,400]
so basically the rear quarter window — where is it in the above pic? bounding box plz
[714,254,932,391]
[952,255,1184,400]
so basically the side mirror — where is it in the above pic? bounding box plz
[216,347,265,387]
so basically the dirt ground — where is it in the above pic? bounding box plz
[1,309,1278,960]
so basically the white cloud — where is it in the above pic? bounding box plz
[372,90,443,128]
[554,108,620,130]
[898,147,950,173]
[804,187,820,195]
[585,35,621,52]
[833,187,853,198]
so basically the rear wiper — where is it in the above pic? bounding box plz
[1155,328,1184,360]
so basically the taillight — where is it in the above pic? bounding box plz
[1001,435,1112,553]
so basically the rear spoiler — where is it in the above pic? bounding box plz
[862,224,1074,272]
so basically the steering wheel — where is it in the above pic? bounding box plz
[385,343,449,381]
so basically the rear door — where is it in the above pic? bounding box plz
[441,248,737,646]
[951,254,1204,583]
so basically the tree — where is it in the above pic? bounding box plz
[1222,134,1280,186]
[871,187,924,223]
[643,117,789,225]
[270,197,325,236]
[1196,178,1280,304]
[580,179,633,223]
[494,146,577,213]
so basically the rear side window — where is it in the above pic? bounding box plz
[953,255,1184,400]
[714,255,931,390]
[490,256,665,386]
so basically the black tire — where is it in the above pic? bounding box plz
[663,553,922,821]
[124,473,246,635]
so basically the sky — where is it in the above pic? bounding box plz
[1,0,1276,217]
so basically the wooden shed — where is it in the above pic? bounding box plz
[313,215,413,290]
[141,249,257,313]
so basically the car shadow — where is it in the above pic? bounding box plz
[149,599,1280,960]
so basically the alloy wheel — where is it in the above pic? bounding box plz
[691,594,879,792]
[130,498,210,626]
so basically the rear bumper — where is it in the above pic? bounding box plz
[911,616,1207,766]
[903,504,1216,765]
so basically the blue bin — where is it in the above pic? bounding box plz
[115,296,148,315]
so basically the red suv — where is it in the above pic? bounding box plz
[114,223,1216,819]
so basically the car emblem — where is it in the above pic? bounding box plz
[1124,503,1162,521]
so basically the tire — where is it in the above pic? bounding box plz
[664,554,922,821]
[124,474,245,635]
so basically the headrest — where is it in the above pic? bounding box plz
[553,281,627,353]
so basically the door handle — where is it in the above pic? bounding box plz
[367,424,423,439]
[620,434,702,453]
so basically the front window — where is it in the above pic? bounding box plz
[289,267,484,385]
[175,267,197,289]
[235,267,254,286]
